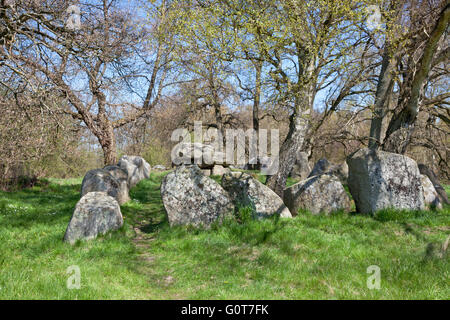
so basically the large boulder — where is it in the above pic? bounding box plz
[347,148,425,214]
[64,192,123,244]
[421,175,443,210]
[161,165,234,227]
[118,155,151,188]
[81,169,120,203]
[308,158,348,184]
[283,174,351,215]
[290,152,311,181]
[172,142,229,169]
[418,164,449,205]
[103,165,130,205]
[222,172,292,219]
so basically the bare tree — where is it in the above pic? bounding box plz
[365,0,449,154]
[0,0,173,164]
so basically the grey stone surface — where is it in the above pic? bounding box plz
[222,171,292,219]
[103,165,130,205]
[421,175,443,210]
[202,169,211,176]
[347,148,425,214]
[308,158,348,184]
[153,165,167,171]
[81,169,120,202]
[290,152,311,180]
[118,155,151,188]
[212,165,230,176]
[161,165,234,227]
[284,174,351,215]
[418,163,449,205]
[308,158,331,178]
[64,192,123,244]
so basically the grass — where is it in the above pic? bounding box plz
[0,172,448,299]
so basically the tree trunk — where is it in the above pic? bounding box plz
[265,48,315,198]
[265,111,309,197]
[98,121,118,165]
[368,46,396,149]
[253,60,262,133]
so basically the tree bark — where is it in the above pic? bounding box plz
[253,60,262,133]
[368,46,396,149]
[98,121,118,165]
[265,46,316,198]
[265,109,309,197]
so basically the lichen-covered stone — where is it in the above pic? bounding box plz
[421,175,442,210]
[118,155,151,188]
[347,148,425,214]
[222,172,292,219]
[64,192,123,244]
[81,169,120,202]
[283,174,351,215]
[161,165,234,227]
[103,165,130,205]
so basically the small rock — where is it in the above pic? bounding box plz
[212,165,230,176]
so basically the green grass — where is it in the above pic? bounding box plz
[0,173,448,299]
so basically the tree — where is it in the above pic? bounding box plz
[366,0,449,154]
[0,0,173,165]
[382,0,449,153]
